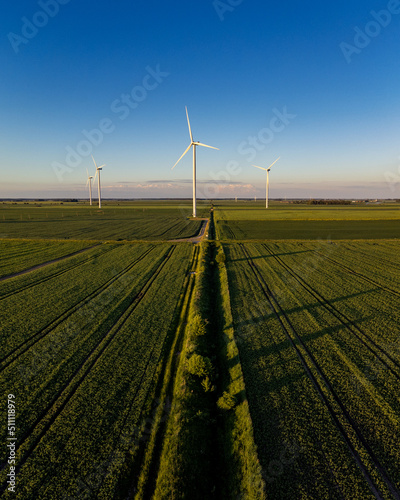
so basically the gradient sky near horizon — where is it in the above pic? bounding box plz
[2,0,400,199]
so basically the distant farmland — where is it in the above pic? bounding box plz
[0,201,207,241]
[214,202,400,240]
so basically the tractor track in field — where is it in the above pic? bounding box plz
[169,219,209,243]
[0,244,116,301]
[263,244,400,381]
[239,243,400,500]
[0,244,102,282]
[0,246,177,490]
[312,249,400,300]
[0,246,157,371]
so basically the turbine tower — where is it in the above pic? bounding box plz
[92,155,105,209]
[86,168,94,206]
[252,157,280,208]
[171,106,219,218]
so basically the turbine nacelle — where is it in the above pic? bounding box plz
[252,157,280,172]
[171,107,219,171]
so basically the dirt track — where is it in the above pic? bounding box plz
[169,219,209,243]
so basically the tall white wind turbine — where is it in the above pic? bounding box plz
[252,157,280,208]
[86,168,94,206]
[171,107,219,218]
[92,155,105,209]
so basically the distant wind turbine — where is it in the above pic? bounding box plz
[92,155,105,209]
[86,168,93,206]
[171,106,219,218]
[252,157,280,208]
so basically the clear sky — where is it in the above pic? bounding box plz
[2,0,400,199]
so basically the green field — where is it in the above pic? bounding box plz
[224,241,400,498]
[0,241,196,498]
[216,219,400,240]
[1,201,400,499]
[215,202,400,221]
[0,239,95,279]
[214,202,400,240]
[0,201,208,241]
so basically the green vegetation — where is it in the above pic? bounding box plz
[217,219,400,240]
[214,201,400,240]
[217,392,236,411]
[153,242,220,499]
[214,201,400,221]
[223,241,400,498]
[0,201,209,241]
[154,241,264,499]
[0,242,194,498]
[187,354,213,377]
[2,201,400,499]
[0,239,94,278]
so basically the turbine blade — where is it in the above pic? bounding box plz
[267,156,280,169]
[185,106,193,143]
[98,165,106,169]
[93,169,98,182]
[91,155,97,169]
[252,165,268,171]
[196,142,219,150]
[171,144,192,170]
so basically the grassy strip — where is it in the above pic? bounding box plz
[153,242,220,498]
[153,238,265,498]
[215,242,266,499]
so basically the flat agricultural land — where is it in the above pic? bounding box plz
[1,200,400,499]
[0,239,196,498]
[223,240,400,498]
[214,202,400,240]
[0,201,208,241]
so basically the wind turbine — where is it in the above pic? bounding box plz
[171,106,219,218]
[92,155,105,209]
[252,157,280,208]
[86,168,93,206]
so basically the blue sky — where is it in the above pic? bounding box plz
[1,0,400,199]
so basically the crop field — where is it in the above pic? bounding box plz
[215,202,400,221]
[214,202,400,240]
[217,219,400,240]
[0,239,95,279]
[224,240,400,498]
[0,240,196,498]
[0,201,208,241]
[2,201,400,499]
